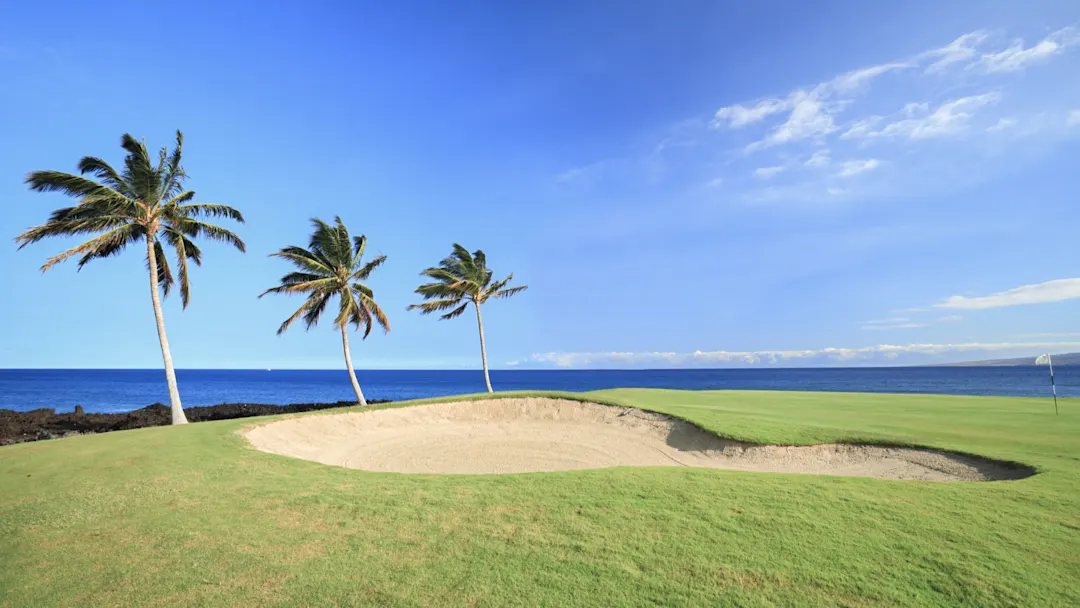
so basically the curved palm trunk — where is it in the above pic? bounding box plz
[340,325,367,406]
[474,303,494,393]
[146,237,187,425]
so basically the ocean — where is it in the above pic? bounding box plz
[0,366,1075,413]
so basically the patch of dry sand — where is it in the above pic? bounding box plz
[243,398,1032,481]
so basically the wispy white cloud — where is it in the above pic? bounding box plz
[745,90,838,152]
[861,322,930,331]
[712,98,789,128]
[715,27,1076,157]
[860,314,961,331]
[987,117,1018,132]
[850,93,1001,140]
[805,149,831,167]
[936,278,1080,310]
[921,31,990,73]
[754,165,786,179]
[860,317,911,324]
[565,26,1078,199]
[1010,332,1080,339]
[716,29,1054,155]
[977,27,1080,73]
[840,117,882,140]
[555,159,621,184]
[512,340,1080,368]
[837,158,880,177]
[830,62,910,93]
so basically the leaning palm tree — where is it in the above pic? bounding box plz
[16,131,245,425]
[260,217,389,405]
[408,245,527,393]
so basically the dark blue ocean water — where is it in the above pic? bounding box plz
[0,367,1075,413]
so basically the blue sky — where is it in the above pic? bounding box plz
[1,0,1079,369]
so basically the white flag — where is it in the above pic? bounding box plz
[1035,354,1051,365]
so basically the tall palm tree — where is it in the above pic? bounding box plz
[408,245,527,393]
[260,217,389,405]
[15,131,245,425]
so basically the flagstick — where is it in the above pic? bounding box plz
[1048,354,1059,416]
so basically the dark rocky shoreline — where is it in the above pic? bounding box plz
[0,400,390,446]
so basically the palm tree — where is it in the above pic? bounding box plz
[408,245,527,393]
[16,131,245,425]
[260,217,389,405]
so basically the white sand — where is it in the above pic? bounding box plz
[243,398,1029,481]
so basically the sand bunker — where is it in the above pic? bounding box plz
[243,398,1032,481]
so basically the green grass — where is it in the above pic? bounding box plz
[1,389,1078,607]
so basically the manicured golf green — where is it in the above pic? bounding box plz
[1,390,1077,607]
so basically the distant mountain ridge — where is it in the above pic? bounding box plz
[935,352,1080,367]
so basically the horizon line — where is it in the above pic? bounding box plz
[1,364,1072,372]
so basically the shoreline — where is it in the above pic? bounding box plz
[0,400,390,446]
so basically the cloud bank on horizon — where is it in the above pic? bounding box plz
[510,340,1080,369]
[513,276,1080,368]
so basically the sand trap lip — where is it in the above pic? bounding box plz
[243,398,1034,481]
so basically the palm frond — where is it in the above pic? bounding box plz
[175,202,244,222]
[119,134,159,202]
[259,277,336,297]
[161,227,202,307]
[160,130,186,200]
[440,302,469,320]
[353,254,386,280]
[415,282,468,299]
[74,225,142,270]
[268,246,335,276]
[37,225,140,272]
[332,217,352,264]
[301,292,332,330]
[162,191,196,207]
[418,267,461,283]
[407,297,463,314]
[75,157,133,197]
[491,285,528,300]
[358,291,390,333]
[24,171,128,204]
[451,243,474,267]
[335,290,366,335]
[173,219,246,253]
[150,239,173,297]
[276,292,329,335]
[16,211,133,249]
[307,218,339,262]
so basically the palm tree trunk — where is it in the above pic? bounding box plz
[475,303,494,393]
[146,237,187,425]
[340,325,367,405]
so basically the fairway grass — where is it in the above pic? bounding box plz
[1,389,1078,607]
